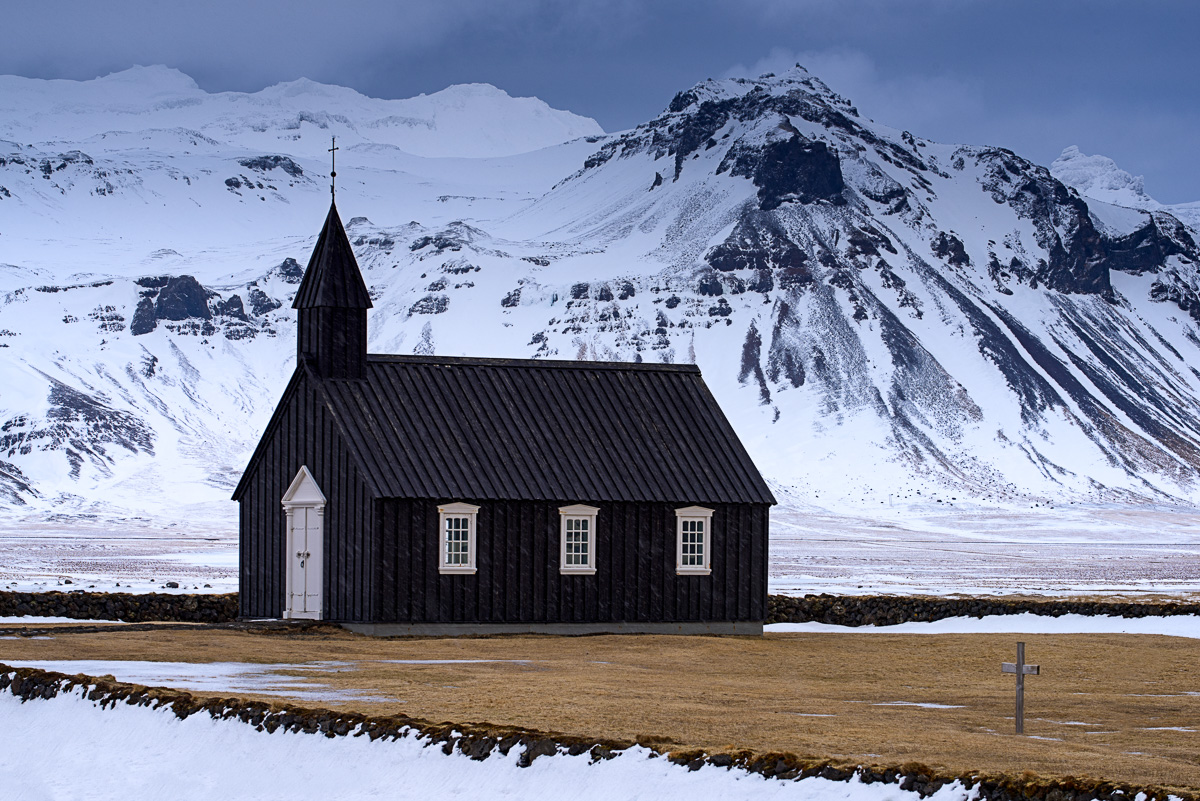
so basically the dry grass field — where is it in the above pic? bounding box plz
[2,624,1199,794]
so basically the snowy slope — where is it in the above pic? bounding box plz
[2,66,1200,526]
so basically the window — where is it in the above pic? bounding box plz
[675,506,713,575]
[438,502,479,574]
[559,504,599,575]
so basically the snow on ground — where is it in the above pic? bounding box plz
[0,683,974,801]
[2,502,1199,597]
[768,503,1200,597]
[0,516,236,594]
[766,614,1200,639]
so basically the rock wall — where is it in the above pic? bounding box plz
[0,590,237,623]
[766,594,1200,626]
[3,590,1198,627]
[0,664,1189,801]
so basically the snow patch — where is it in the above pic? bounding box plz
[766,613,1200,638]
[0,683,978,801]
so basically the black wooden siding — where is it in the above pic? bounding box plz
[375,499,769,624]
[297,307,368,380]
[238,374,377,621]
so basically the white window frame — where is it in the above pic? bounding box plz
[559,504,599,575]
[675,506,713,575]
[438,502,479,575]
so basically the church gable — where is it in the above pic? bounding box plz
[232,366,380,503]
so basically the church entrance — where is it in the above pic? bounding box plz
[281,466,325,620]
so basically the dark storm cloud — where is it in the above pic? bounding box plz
[4,0,1198,202]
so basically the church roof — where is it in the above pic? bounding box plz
[233,355,775,505]
[292,202,373,309]
[322,355,775,504]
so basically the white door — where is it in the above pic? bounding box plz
[281,466,326,621]
[286,506,324,619]
[288,506,326,618]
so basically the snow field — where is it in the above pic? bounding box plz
[0,682,976,801]
[765,613,1200,638]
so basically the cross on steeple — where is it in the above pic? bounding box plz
[329,136,339,198]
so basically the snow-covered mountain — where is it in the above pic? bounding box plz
[2,65,1200,524]
[0,65,603,159]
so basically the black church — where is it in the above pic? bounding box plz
[233,202,776,634]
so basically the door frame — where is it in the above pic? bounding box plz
[280,465,326,620]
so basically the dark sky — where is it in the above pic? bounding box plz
[6,0,1198,202]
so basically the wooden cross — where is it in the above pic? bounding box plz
[329,136,338,198]
[1001,642,1041,734]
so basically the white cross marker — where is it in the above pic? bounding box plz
[1001,641,1040,734]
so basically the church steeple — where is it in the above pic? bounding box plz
[293,201,372,379]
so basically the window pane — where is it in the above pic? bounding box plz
[681,518,704,566]
[564,516,590,566]
[445,516,470,565]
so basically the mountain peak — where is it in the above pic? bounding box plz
[95,65,201,94]
[257,76,369,103]
[422,82,513,100]
[1051,145,1153,207]
[665,65,859,118]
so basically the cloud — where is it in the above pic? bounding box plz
[724,47,985,141]
[0,0,550,91]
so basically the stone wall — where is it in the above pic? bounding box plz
[0,591,237,623]
[766,594,1200,626]
[3,590,1198,627]
[0,664,1189,801]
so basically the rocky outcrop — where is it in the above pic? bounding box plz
[129,296,157,335]
[154,275,211,321]
[237,155,304,178]
[213,294,248,320]
[733,135,845,210]
[130,275,211,335]
[127,273,282,339]
[270,257,304,284]
[705,214,813,290]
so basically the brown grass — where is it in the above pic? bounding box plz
[2,625,1199,793]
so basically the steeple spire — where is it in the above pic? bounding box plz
[329,136,338,199]
[293,202,372,379]
[293,203,372,310]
